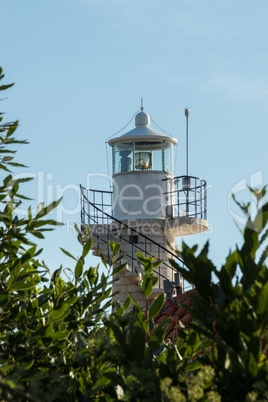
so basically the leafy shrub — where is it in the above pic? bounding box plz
[0,68,267,401]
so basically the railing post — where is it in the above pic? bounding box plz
[195,178,197,217]
[80,185,82,220]
[107,221,110,259]
[186,188,189,216]
[145,236,147,256]
[131,238,134,273]
[101,191,104,224]
[87,189,90,225]
[205,182,207,219]
[200,182,203,219]
[177,183,180,218]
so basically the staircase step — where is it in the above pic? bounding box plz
[92,249,109,258]
[125,271,142,284]
[92,244,109,258]
[147,288,164,300]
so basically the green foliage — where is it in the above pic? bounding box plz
[0,68,267,401]
[137,252,160,299]
[170,187,268,401]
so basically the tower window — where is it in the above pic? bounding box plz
[129,235,139,244]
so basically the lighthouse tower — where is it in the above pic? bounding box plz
[81,106,208,308]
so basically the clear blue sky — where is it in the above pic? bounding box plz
[1,0,268,274]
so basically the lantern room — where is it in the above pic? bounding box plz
[112,140,175,174]
[108,109,178,221]
[110,110,177,175]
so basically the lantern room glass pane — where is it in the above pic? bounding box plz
[163,142,174,173]
[112,141,174,174]
[134,141,163,171]
[113,143,133,174]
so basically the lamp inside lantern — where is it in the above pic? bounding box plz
[134,152,152,170]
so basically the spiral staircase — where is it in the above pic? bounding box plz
[80,176,207,304]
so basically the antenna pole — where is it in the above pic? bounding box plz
[185,108,190,176]
[141,97,144,111]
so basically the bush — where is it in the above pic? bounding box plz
[0,68,267,401]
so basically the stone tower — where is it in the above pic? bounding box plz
[81,106,208,308]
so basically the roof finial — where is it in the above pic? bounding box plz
[141,97,144,112]
[185,108,190,176]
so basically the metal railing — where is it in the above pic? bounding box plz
[81,187,113,226]
[80,185,187,290]
[164,175,207,220]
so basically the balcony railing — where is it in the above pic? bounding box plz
[164,175,207,220]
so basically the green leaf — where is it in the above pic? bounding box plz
[185,360,202,372]
[0,83,14,91]
[186,331,200,355]
[94,376,111,388]
[51,309,70,323]
[82,237,93,258]
[50,303,69,320]
[256,282,268,315]
[12,281,36,291]
[75,258,83,279]
[149,292,164,319]
[0,163,11,172]
[224,250,238,278]
[21,246,36,265]
[22,360,35,370]
[152,259,162,268]
[87,267,98,286]
[137,251,147,264]
[32,298,38,308]
[151,276,158,286]
[45,324,53,336]
[60,247,77,261]
[109,321,126,346]
[141,277,153,297]
[35,198,62,219]
[243,226,259,258]
[217,266,234,297]
[13,260,21,276]
[6,274,15,291]
[114,243,121,255]
[149,318,171,352]
[3,174,13,187]
[114,253,126,264]
[49,331,70,340]
[50,304,67,318]
[65,295,78,307]
[29,230,44,239]
[112,263,127,275]
[254,204,268,233]
[116,296,132,316]
[248,353,257,378]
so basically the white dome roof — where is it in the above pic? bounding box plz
[108,109,177,146]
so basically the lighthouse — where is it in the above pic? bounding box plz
[81,105,208,308]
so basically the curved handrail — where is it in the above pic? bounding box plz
[80,185,184,265]
[163,174,207,183]
[80,185,185,287]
